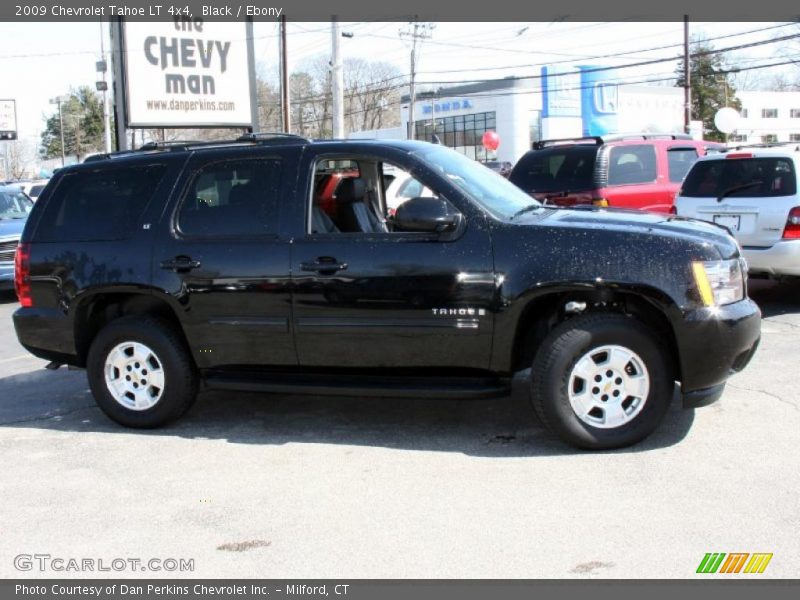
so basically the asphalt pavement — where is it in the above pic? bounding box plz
[0,280,798,578]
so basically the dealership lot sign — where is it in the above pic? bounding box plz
[0,99,17,140]
[122,20,255,127]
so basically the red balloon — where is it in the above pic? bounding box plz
[482,130,500,151]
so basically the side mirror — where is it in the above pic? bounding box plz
[393,197,461,233]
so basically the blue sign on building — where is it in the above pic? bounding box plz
[421,99,473,115]
[579,65,619,136]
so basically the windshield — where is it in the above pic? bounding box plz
[682,157,797,198]
[509,146,597,193]
[413,146,539,219]
[0,190,34,220]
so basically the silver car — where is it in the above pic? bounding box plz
[675,145,800,278]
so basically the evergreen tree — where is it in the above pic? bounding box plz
[676,41,742,142]
[40,87,109,162]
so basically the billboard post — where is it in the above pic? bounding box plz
[111,18,129,151]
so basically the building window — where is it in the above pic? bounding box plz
[729,134,748,143]
[414,110,497,161]
[740,109,748,119]
[789,134,800,142]
[761,134,778,143]
[762,108,778,118]
[791,109,800,118]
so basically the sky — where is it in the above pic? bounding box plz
[0,20,795,147]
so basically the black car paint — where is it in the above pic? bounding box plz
[14,140,760,401]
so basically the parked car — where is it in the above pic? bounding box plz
[509,133,725,212]
[19,179,50,202]
[675,144,800,279]
[13,135,760,449]
[0,185,34,289]
[384,171,435,215]
[483,161,513,177]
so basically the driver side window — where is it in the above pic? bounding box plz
[308,157,448,235]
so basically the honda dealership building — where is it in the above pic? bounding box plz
[351,66,800,164]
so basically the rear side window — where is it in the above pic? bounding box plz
[177,158,282,237]
[667,148,699,182]
[35,164,167,242]
[509,146,597,193]
[607,145,657,185]
[682,157,797,198]
[29,185,47,198]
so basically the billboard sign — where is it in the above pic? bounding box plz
[122,20,255,127]
[580,66,619,136]
[541,66,581,118]
[0,99,17,140]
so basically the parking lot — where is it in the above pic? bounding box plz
[0,279,798,579]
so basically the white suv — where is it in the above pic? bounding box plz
[675,145,800,278]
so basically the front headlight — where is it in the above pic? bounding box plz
[692,259,744,306]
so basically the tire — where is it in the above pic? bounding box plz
[86,315,198,428]
[530,313,673,450]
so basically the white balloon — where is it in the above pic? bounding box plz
[714,107,740,134]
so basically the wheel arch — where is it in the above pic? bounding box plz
[500,283,683,382]
[71,288,188,368]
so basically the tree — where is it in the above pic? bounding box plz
[40,87,108,162]
[343,57,402,133]
[4,139,37,179]
[675,41,742,142]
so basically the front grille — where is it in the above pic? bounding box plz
[0,240,19,262]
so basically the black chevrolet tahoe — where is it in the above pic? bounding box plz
[12,135,761,449]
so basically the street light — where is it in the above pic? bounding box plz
[49,95,69,167]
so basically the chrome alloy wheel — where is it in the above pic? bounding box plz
[103,341,165,411]
[567,344,650,429]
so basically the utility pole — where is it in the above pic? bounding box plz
[49,96,68,167]
[400,20,434,141]
[684,14,691,134]
[331,16,344,139]
[280,15,290,133]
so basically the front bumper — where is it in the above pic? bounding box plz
[742,240,800,277]
[676,298,761,395]
[0,262,13,288]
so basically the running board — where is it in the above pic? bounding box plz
[203,372,513,400]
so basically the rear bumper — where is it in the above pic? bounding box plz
[13,307,78,365]
[676,298,761,394]
[742,240,800,277]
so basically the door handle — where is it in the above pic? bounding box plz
[160,256,201,272]
[300,257,348,274]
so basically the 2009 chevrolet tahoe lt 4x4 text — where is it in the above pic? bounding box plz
[12,134,761,449]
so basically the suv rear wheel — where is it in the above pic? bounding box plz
[530,313,673,450]
[87,315,198,428]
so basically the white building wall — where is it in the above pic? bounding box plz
[733,91,800,143]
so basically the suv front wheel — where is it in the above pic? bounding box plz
[530,313,673,450]
[87,315,198,428]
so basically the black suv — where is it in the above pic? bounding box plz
[12,135,761,449]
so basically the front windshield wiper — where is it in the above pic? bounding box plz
[717,181,763,203]
[511,202,543,220]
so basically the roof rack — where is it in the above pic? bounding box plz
[82,133,313,163]
[532,132,692,150]
[236,131,311,142]
[721,142,800,152]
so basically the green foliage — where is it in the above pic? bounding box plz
[40,87,111,161]
[676,41,742,142]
